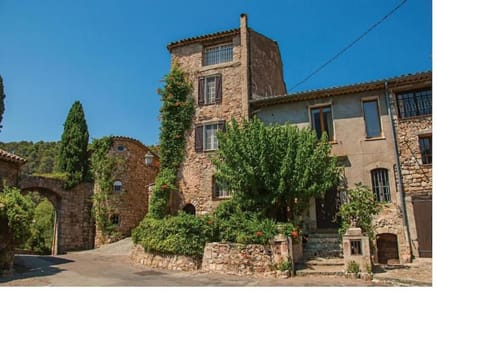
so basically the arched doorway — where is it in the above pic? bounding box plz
[21,187,61,255]
[376,233,399,264]
[183,203,196,215]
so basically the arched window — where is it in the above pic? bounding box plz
[371,168,391,202]
[113,180,122,193]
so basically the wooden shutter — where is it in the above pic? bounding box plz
[215,75,222,104]
[195,125,204,152]
[218,120,226,132]
[198,77,205,106]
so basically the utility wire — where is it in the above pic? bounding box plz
[288,0,408,93]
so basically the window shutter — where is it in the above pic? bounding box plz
[218,120,226,132]
[215,75,222,103]
[198,77,205,106]
[195,125,204,152]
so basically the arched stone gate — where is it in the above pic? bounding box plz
[19,176,95,255]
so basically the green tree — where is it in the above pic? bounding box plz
[0,186,35,270]
[0,74,5,131]
[57,101,89,189]
[214,118,340,222]
[148,63,195,218]
[26,198,55,254]
[338,183,381,241]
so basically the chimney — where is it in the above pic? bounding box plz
[240,13,248,29]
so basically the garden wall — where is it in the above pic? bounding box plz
[130,245,202,271]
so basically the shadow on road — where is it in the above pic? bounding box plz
[0,254,74,284]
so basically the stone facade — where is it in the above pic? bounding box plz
[167,14,286,215]
[95,136,159,246]
[0,148,25,189]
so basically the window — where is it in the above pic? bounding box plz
[195,121,226,152]
[310,105,334,141]
[198,75,222,105]
[396,89,432,118]
[203,44,233,66]
[213,176,230,199]
[110,214,120,226]
[419,135,432,164]
[113,180,122,193]
[363,100,382,138]
[371,168,391,202]
[350,240,362,255]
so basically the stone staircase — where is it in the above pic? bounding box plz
[295,233,344,276]
[302,233,342,259]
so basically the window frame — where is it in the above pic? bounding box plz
[309,103,335,141]
[195,120,226,153]
[213,175,231,199]
[396,88,432,119]
[418,134,432,165]
[110,214,120,226]
[198,74,222,106]
[371,168,391,203]
[203,43,234,66]
[113,180,122,193]
[362,98,383,138]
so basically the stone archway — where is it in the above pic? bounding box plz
[19,176,94,254]
[376,233,399,264]
[183,203,196,215]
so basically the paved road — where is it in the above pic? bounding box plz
[0,239,428,287]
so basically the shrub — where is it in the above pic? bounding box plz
[346,260,360,274]
[132,212,219,258]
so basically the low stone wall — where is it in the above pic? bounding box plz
[130,245,201,271]
[202,242,289,278]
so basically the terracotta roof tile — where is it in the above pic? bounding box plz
[167,28,240,51]
[0,148,27,164]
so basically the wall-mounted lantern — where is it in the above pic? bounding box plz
[144,151,154,166]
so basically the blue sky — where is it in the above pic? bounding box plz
[0,0,432,145]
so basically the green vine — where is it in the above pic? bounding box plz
[90,136,122,237]
[149,62,195,219]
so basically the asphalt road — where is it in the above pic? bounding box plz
[0,238,388,287]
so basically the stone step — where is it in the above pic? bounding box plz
[295,257,345,277]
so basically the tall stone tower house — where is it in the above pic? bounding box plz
[167,14,286,214]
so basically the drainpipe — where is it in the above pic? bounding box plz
[384,81,412,260]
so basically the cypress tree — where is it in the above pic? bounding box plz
[57,101,89,189]
[0,75,5,131]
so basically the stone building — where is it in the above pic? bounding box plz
[252,74,433,264]
[167,13,286,215]
[0,148,26,190]
[387,72,432,258]
[94,136,159,246]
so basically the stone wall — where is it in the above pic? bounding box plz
[395,116,432,197]
[0,160,21,189]
[373,203,411,263]
[95,137,159,246]
[202,241,290,278]
[249,29,286,99]
[130,245,201,271]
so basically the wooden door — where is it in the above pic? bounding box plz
[413,198,432,258]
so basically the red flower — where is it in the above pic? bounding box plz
[256,231,263,237]
[207,220,213,225]
[291,230,298,239]
[161,184,169,191]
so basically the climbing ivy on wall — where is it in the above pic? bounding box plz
[90,136,121,237]
[149,62,195,219]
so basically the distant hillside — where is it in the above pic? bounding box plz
[0,141,59,175]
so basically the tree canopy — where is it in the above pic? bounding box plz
[57,101,90,189]
[214,118,340,222]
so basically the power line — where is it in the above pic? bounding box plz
[288,0,408,93]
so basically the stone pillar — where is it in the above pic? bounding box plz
[342,227,372,273]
